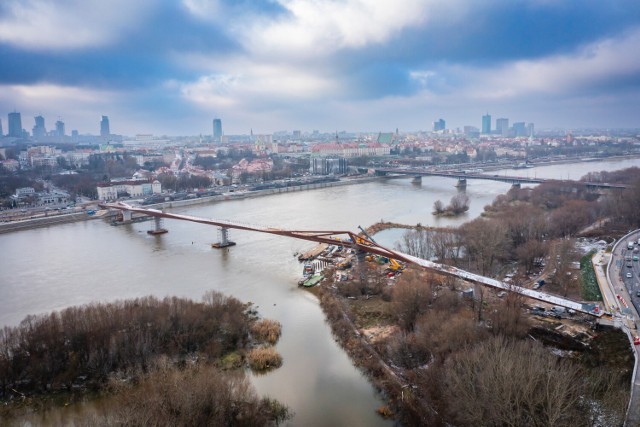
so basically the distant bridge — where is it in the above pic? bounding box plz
[100,202,603,317]
[370,167,627,189]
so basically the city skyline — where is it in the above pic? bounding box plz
[0,1,639,135]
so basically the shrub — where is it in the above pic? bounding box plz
[251,319,282,345]
[247,347,283,372]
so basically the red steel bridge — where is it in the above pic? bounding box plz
[100,202,603,317]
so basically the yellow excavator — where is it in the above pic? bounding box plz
[387,258,405,272]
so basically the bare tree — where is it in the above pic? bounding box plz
[433,199,444,214]
[395,228,434,260]
[442,335,587,427]
[460,218,511,276]
[550,239,577,297]
[392,272,436,331]
[516,239,547,274]
[448,193,470,214]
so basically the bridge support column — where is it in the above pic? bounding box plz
[147,216,168,235]
[511,182,521,189]
[212,226,236,248]
[473,283,482,301]
[455,178,467,188]
[412,175,422,183]
[122,210,132,222]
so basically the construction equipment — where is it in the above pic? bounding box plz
[387,258,405,272]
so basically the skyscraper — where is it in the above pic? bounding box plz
[513,122,526,137]
[100,116,110,137]
[432,118,445,132]
[55,120,65,137]
[496,118,509,136]
[8,112,22,138]
[33,115,46,139]
[0,118,3,137]
[481,113,491,134]
[213,118,222,142]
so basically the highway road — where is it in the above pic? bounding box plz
[608,230,640,427]
[615,232,640,318]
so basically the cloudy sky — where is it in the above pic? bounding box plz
[1,0,639,136]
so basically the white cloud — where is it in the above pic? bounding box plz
[242,0,463,58]
[178,60,339,110]
[464,27,640,100]
[6,83,113,104]
[0,0,153,50]
[181,0,220,19]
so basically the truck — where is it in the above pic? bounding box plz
[628,241,635,250]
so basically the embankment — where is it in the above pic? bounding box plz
[0,212,100,234]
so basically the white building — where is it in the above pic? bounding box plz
[96,179,161,201]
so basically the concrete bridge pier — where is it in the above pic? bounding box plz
[455,178,467,188]
[147,216,168,235]
[212,226,236,248]
[511,182,521,189]
[122,210,132,222]
[412,175,422,183]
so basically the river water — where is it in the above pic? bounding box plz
[1,156,639,425]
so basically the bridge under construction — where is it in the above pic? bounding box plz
[100,202,603,317]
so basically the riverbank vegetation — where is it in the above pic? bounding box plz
[316,168,640,425]
[432,193,470,216]
[317,270,632,426]
[0,291,289,424]
[393,169,640,294]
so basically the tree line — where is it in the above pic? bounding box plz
[0,291,267,397]
[320,269,630,426]
[397,172,640,286]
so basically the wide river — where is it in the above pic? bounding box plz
[1,156,639,425]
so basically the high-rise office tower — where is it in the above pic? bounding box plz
[513,122,526,137]
[0,118,3,136]
[482,113,491,134]
[33,115,46,139]
[55,120,65,137]
[496,118,509,136]
[100,115,110,136]
[433,118,445,132]
[527,123,535,137]
[213,118,222,142]
[8,112,22,138]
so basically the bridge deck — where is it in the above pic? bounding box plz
[101,202,602,317]
[374,168,626,189]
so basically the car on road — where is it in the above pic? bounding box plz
[636,290,640,297]
[627,272,633,278]
[634,256,639,261]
